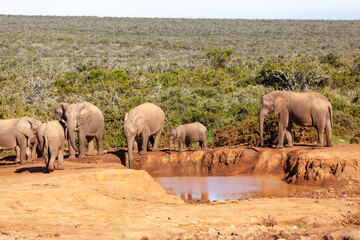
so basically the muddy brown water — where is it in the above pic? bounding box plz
[154,175,318,202]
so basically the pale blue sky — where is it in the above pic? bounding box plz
[1,0,359,19]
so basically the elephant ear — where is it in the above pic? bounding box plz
[170,128,177,138]
[78,105,92,126]
[16,117,38,141]
[131,113,139,123]
[274,95,288,115]
[54,103,67,121]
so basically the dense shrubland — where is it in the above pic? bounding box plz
[0,15,359,150]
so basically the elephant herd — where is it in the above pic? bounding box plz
[0,90,334,171]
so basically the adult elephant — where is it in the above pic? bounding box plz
[259,91,333,148]
[37,120,65,172]
[123,103,165,169]
[0,117,42,164]
[54,102,104,158]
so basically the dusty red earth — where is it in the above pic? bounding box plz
[0,144,359,239]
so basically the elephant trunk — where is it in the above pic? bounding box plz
[259,112,266,147]
[126,136,135,169]
[68,124,79,153]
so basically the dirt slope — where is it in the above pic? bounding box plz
[0,144,359,239]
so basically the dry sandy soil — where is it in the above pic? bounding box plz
[0,144,359,240]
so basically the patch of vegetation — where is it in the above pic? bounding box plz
[260,215,277,227]
[0,16,359,150]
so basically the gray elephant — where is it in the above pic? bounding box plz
[0,117,42,164]
[169,122,207,153]
[37,120,65,172]
[259,91,333,148]
[15,138,38,163]
[54,102,104,159]
[123,103,165,169]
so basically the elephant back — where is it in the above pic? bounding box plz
[127,103,165,133]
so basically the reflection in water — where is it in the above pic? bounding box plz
[154,175,317,202]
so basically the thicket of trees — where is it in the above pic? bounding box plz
[0,15,359,150]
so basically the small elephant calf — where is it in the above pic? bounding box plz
[37,120,65,172]
[169,122,207,153]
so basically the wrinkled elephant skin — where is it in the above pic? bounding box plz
[124,103,166,169]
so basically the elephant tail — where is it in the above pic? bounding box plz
[329,106,333,128]
[43,135,49,160]
[43,125,50,160]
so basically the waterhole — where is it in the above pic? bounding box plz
[154,175,317,202]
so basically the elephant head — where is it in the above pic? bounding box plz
[55,103,92,153]
[16,117,42,146]
[259,91,288,147]
[169,128,178,154]
[54,102,67,122]
[123,113,140,169]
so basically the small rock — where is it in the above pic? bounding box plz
[224,225,237,234]
[231,229,242,236]
[208,228,218,235]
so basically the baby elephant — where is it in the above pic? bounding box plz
[37,121,65,172]
[169,122,207,153]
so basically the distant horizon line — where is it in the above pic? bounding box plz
[1,13,359,21]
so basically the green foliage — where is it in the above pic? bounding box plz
[350,130,360,144]
[296,221,310,230]
[259,57,329,91]
[0,16,359,151]
[206,49,234,69]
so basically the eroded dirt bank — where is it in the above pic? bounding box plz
[0,144,359,239]
[0,158,359,240]
[131,144,360,186]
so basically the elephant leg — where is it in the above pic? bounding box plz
[276,112,289,149]
[48,143,58,172]
[315,121,326,147]
[185,138,192,150]
[44,152,49,170]
[48,155,56,172]
[202,137,208,149]
[133,139,138,154]
[15,146,20,163]
[200,138,207,150]
[31,140,38,161]
[325,118,333,147]
[86,136,96,156]
[285,123,293,148]
[148,135,154,151]
[139,131,149,155]
[18,140,27,165]
[25,147,32,161]
[178,138,184,152]
[95,133,104,155]
[152,130,162,152]
[68,137,76,159]
[57,147,65,170]
[78,131,86,158]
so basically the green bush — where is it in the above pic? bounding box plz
[206,49,234,69]
[0,16,359,152]
[259,57,329,91]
